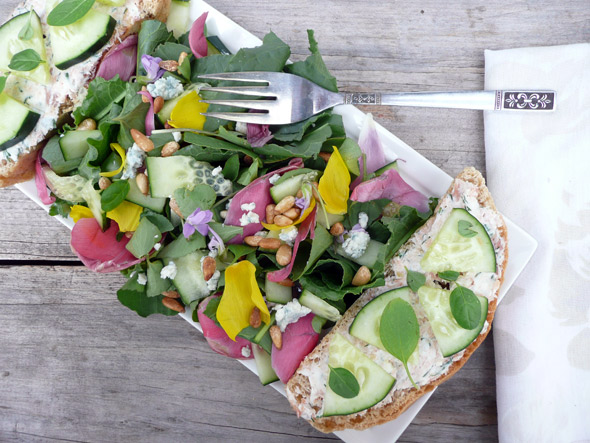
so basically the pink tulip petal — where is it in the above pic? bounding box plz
[96,35,138,81]
[137,90,155,136]
[189,12,209,59]
[36,150,55,205]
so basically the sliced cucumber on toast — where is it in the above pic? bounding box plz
[0,92,40,151]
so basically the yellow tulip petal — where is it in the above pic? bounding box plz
[217,261,271,340]
[168,91,209,130]
[100,143,126,178]
[318,146,350,214]
[106,201,143,232]
[70,205,94,223]
[261,198,316,231]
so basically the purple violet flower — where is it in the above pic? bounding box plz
[141,54,165,81]
[183,208,225,253]
[295,182,312,212]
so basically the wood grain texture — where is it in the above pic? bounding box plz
[0,0,588,442]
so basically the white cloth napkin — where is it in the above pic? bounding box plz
[484,43,590,442]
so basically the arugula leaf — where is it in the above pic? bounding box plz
[328,366,360,398]
[345,199,390,230]
[172,184,217,217]
[226,244,256,263]
[216,128,251,148]
[49,198,72,218]
[379,298,419,388]
[285,30,338,92]
[136,20,175,76]
[101,180,130,212]
[157,233,206,259]
[438,270,460,281]
[177,145,232,163]
[72,76,127,125]
[270,112,327,143]
[458,220,478,238]
[146,260,172,297]
[450,285,481,329]
[254,123,332,161]
[77,145,101,182]
[8,49,44,71]
[153,42,191,61]
[236,161,258,186]
[114,82,149,148]
[406,269,426,292]
[228,31,290,72]
[291,225,333,280]
[126,217,161,258]
[191,53,232,84]
[184,131,259,161]
[117,272,177,317]
[237,325,272,354]
[202,296,221,325]
[47,0,95,26]
[222,154,240,181]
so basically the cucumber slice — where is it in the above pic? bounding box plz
[206,36,231,55]
[299,289,342,322]
[168,252,210,308]
[42,136,81,174]
[49,10,116,70]
[322,333,395,417]
[96,0,125,5]
[252,345,279,386]
[0,92,40,150]
[349,287,412,350]
[264,275,293,304]
[125,178,167,213]
[421,208,496,273]
[59,130,101,161]
[269,170,320,203]
[146,155,232,198]
[418,286,488,357]
[333,239,385,269]
[0,11,50,85]
[166,0,191,38]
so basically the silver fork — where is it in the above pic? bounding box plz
[198,71,556,125]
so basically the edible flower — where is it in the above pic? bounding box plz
[99,143,126,177]
[141,54,164,82]
[69,205,93,223]
[188,12,209,59]
[35,150,55,205]
[183,208,224,253]
[96,35,138,82]
[295,182,312,212]
[318,146,350,214]
[168,91,208,130]
[217,260,270,340]
[137,90,155,136]
[106,201,143,232]
[247,120,273,147]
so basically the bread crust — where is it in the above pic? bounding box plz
[286,167,509,433]
[0,0,171,188]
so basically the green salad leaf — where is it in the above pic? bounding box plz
[449,285,481,329]
[146,260,172,297]
[117,272,177,318]
[328,366,360,399]
[406,269,426,293]
[125,217,161,258]
[73,77,127,125]
[101,179,130,212]
[137,20,174,76]
[173,184,217,217]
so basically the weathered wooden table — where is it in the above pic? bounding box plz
[1,1,588,441]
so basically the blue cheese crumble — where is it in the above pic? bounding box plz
[136,273,148,285]
[239,202,259,226]
[342,229,371,259]
[269,174,281,184]
[160,261,178,280]
[121,143,146,180]
[275,299,312,332]
[147,77,184,101]
[279,226,298,246]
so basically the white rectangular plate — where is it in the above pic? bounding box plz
[15,1,538,441]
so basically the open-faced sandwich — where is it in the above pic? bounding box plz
[286,167,508,432]
[0,0,171,186]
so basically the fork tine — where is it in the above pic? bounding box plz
[201,99,275,111]
[199,86,276,97]
[197,71,274,83]
[202,111,271,125]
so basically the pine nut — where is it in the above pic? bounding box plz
[274,195,295,214]
[78,118,97,131]
[131,129,154,152]
[265,204,276,224]
[270,325,282,350]
[283,207,301,220]
[161,141,180,157]
[276,244,292,266]
[153,96,164,114]
[98,176,111,190]
[159,60,179,71]
[330,222,345,236]
[140,86,150,103]
[273,215,293,227]
[136,173,149,196]
[318,151,332,162]
[249,307,261,328]
[202,256,216,281]
[220,210,228,219]
[258,237,281,250]
[162,296,185,313]
[352,266,371,286]
[244,235,264,247]
[169,198,183,219]
[162,290,180,299]
[125,231,134,239]
[178,51,188,66]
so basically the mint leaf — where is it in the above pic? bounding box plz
[8,49,44,71]
[449,285,481,329]
[18,12,34,40]
[458,220,477,238]
[47,0,95,26]
[328,367,360,399]
[406,269,426,292]
[100,179,130,212]
[438,270,460,281]
[379,298,419,388]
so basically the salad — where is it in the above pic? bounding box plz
[36,11,437,385]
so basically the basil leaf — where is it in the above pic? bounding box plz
[328,366,360,399]
[449,285,481,329]
[438,270,460,281]
[458,219,477,238]
[0,76,7,95]
[47,0,95,26]
[18,13,34,40]
[100,179,130,212]
[406,269,426,292]
[379,298,419,388]
[8,49,44,71]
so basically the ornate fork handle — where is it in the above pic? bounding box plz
[343,90,556,111]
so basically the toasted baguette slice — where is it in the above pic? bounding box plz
[286,167,509,433]
[0,0,171,187]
